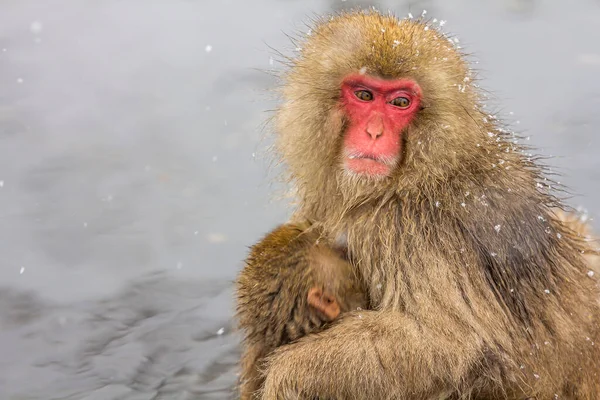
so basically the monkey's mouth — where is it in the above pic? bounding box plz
[345,152,396,177]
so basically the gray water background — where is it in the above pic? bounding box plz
[0,0,599,398]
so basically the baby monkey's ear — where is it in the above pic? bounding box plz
[307,287,340,321]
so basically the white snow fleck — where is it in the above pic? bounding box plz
[83,222,87,228]
[251,152,256,158]
[30,21,43,34]
[217,327,225,335]
[439,20,447,26]
[392,40,400,48]
[544,289,550,294]
[205,45,213,53]
[421,9,427,16]
[0,180,3,187]
[408,13,414,19]
[207,233,227,243]
[461,202,466,207]
[2,48,6,52]
[17,78,24,83]
[269,57,274,66]
[533,374,540,379]
[490,252,497,257]
[433,18,438,23]
[376,283,382,289]
[359,66,368,75]
[556,233,562,239]
[176,261,183,270]
[494,225,501,233]
[588,271,595,278]
[19,267,25,274]
[424,26,429,31]
[212,155,218,162]
[435,201,440,208]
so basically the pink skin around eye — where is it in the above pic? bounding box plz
[340,74,422,177]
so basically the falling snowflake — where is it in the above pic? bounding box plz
[207,233,227,243]
[205,45,213,53]
[30,21,43,34]
[494,225,501,233]
[217,327,225,335]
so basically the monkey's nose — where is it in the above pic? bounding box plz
[366,116,384,139]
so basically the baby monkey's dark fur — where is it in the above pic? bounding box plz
[236,223,367,399]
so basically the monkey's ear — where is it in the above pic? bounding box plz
[308,287,341,321]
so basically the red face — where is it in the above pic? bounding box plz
[340,74,422,177]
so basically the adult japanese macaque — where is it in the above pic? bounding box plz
[236,11,600,400]
[236,223,367,399]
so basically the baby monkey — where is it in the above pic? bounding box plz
[236,222,366,399]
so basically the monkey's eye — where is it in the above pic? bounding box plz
[354,90,373,101]
[389,97,411,108]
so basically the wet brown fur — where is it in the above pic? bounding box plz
[238,10,600,400]
[236,223,367,399]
